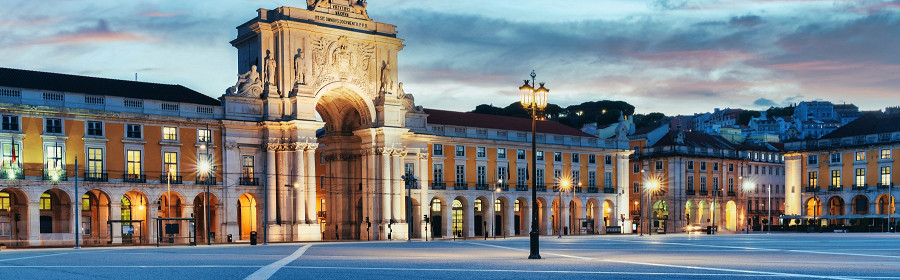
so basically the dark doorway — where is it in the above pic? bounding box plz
[494,215,502,236]
[514,215,521,235]
[474,215,483,236]
[40,216,52,233]
[431,215,442,238]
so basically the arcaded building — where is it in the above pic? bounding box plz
[0,1,632,246]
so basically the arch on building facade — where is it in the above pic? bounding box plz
[876,194,894,215]
[237,193,259,241]
[652,200,668,231]
[536,197,548,235]
[569,197,582,235]
[81,189,110,245]
[725,200,736,231]
[685,200,696,224]
[602,199,614,230]
[428,196,446,238]
[158,191,184,218]
[851,195,868,215]
[515,197,529,236]
[451,196,468,238]
[122,190,149,244]
[0,188,28,245]
[193,192,220,243]
[827,196,845,225]
[494,196,509,236]
[697,200,708,225]
[40,188,72,234]
[806,197,822,216]
[473,196,487,236]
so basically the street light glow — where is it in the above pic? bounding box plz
[198,160,211,174]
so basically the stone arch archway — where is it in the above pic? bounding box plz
[0,188,28,245]
[237,193,260,241]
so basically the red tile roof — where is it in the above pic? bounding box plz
[424,108,596,138]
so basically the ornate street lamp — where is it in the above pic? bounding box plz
[643,177,659,236]
[520,70,549,260]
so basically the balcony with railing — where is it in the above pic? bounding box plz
[454,181,468,190]
[828,185,842,192]
[587,186,599,193]
[574,186,582,193]
[685,189,695,195]
[630,210,641,216]
[603,186,616,194]
[877,182,894,189]
[475,183,488,190]
[239,177,260,186]
[498,183,509,191]
[84,172,108,182]
[699,190,708,196]
[537,184,547,192]
[431,182,446,190]
[195,176,216,185]
[124,173,146,183]
[803,186,818,192]
[516,184,528,191]
[43,169,67,181]
[160,175,183,184]
[727,191,736,197]
[851,184,868,191]
[0,168,23,180]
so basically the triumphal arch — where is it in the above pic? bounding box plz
[220,0,425,241]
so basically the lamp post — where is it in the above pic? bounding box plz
[401,172,416,242]
[557,179,570,238]
[519,70,548,260]
[74,156,80,249]
[491,185,501,239]
[199,124,213,245]
[640,169,644,237]
[643,177,658,236]
[767,184,771,234]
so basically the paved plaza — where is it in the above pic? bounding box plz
[2,233,900,279]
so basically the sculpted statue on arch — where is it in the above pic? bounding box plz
[228,65,263,98]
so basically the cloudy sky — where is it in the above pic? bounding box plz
[1,0,898,116]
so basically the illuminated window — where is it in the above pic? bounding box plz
[127,150,142,176]
[2,142,21,170]
[855,168,865,187]
[164,152,178,177]
[82,194,90,211]
[0,192,9,210]
[87,148,103,177]
[45,145,63,171]
[474,199,482,212]
[431,198,441,212]
[494,199,501,212]
[452,200,463,237]
[514,200,520,212]
[882,149,892,160]
[831,170,841,187]
[40,193,51,210]
[242,156,254,177]
[198,129,212,143]
[881,167,891,186]
[121,197,131,221]
[163,127,178,141]
[855,151,865,161]
[0,215,9,236]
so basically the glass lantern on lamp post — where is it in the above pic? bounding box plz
[520,70,549,260]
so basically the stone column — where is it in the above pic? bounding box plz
[485,199,495,237]
[295,147,306,224]
[504,202,514,237]
[541,201,552,235]
[443,201,452,238]
[381,149,391,223]
[305,148,317,224]
[523,202,532,236]
[560,203,569,235]
[266,146,277,223]
[392,152,403,222]
[109,202,122,244]
[183,204,194,242]
[465,203,474,237]
[28,201,41,246]
[418,154,430,238]
[277,150,289,224]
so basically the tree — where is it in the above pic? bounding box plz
[633,112,666,129]
[738,110,761,126]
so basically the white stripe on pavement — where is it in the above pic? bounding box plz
[470,242,858,280]
[244,244,311,280]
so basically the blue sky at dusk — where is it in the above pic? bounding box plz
[1,0,898,115]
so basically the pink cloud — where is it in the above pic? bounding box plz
[628,50,753,69]
[768,60,866,71]
[32,32,150,45]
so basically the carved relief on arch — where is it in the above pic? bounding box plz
[310,35,376,99]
